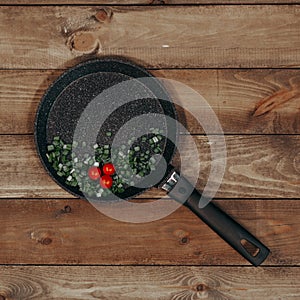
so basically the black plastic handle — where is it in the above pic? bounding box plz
[167,174,270,266]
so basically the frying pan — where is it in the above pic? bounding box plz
[35,57,270,266]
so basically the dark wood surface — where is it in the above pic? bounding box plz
[0,2,299,300]
[0,199,299,265]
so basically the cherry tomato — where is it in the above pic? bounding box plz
[103,163,115,175]
[100,175,113,189]
[88,166,101,180]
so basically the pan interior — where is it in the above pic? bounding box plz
[47,72,166,146]
[43,69,175,200]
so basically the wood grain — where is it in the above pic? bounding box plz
[0,6,300,69]
[1,0,299,4]
[0,135,300,199]
[0,199,299,265]
[0,0,299,295]
[1,69,300,135]
[0,266,299,299]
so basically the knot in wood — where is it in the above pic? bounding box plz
[95,8,113,23]
[71,32,97,53]
[41,237,52,245]
[180,236,189,245]
[196,283,208,292]
[63,205,72,213]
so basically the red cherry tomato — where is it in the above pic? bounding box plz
[100,175,113,189]
[103,163,115,175]
[88,166,101,180]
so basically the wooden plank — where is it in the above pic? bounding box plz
[0,70,52,135]
[0,6,300,69]
[0,199,299,265]
[1,0,299,4]
[0,135,300,199]
[1,69,300,135]
[0,266,299,299]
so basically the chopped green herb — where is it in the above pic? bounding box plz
[46,128,164,198]
[47,145,54,151]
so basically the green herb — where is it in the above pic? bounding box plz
[47,145,54,151]
[46,128,165,198]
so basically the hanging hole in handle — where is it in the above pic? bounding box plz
[241,239,260,257]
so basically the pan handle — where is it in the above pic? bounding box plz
[161,170,270,266]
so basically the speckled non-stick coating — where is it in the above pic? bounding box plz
[35,57,177,200]
[47,72,167,146]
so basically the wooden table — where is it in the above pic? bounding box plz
[0,1,300,299]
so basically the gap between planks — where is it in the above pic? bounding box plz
[1,1,300,5]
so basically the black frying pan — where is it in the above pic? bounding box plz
[35,57,270,266]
